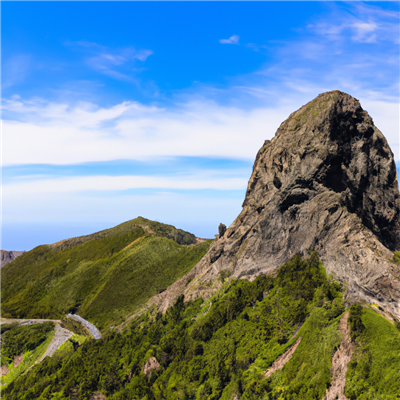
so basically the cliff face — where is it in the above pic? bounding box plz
[153,91,400,319]
[1,251,25,268]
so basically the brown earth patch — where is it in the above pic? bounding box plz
[0,364,9,376]
[13,354,24,368]
[265,336,302,378]
[121,236,145,251]
[143,356,160,377]
[90,393,107,400]
[322,311,354,400]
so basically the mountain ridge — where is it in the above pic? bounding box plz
[150,90,400,320]
[1,217,211,331]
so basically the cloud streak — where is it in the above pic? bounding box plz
[219,35,240,45]
[66,41,153,81]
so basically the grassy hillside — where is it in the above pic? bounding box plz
[3,252,355,400]
[1,217,211,331]
[0,322,56,387]
[0,322,89,388]
[345,307,400,399]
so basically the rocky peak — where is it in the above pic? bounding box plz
[243,90,399,250]
[1,250,26,268]
[152,91,400,319]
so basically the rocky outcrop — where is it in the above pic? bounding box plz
[143,357,160,377]
[219,223,227,238]
[1,250,25,268]
[151,91,400,319]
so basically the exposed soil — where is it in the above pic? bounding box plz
[265,336,302,378]
[323,311,354,400]
[89,393,106,400]
[13,355,24,368]
[0,365,10,376]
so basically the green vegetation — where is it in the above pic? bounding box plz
[345,307,400,399]
[60,317,91,338]
[52,334,89,360]
[3,253,349,400]
[392,250,400,266]
[349,303,365,341]
[0,322,56,387]
[1,322,55,367]
[1,218,211,331]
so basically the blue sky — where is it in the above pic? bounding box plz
[1,1,399,250]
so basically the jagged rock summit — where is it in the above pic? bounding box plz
[153,90,400,319]
[1,250,25,268]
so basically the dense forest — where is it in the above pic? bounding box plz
[3,253,400,400]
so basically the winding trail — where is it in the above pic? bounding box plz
[1,318,61,326]
[39,324,73,361]
[67,314,102,340]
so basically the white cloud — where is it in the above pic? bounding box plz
[66,41,153,81]
[219,35,240,45]
[2,96,292,165]
[351,21,378,42]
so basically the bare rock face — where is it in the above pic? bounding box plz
[152,91,400,319]
[218,223,227,238]
[143,357,160,377]
[1,250,25,268]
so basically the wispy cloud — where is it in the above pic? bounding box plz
[309,2,399,44]
[219,35,240,45]
[2,54,32,89]
[65,41,153,81]
[4,174,248,196]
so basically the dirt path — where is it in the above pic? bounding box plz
[323,311,354,400]
[265,336,302,378]
[67,314,102,340]
[39,324,73,361]
[1,318,61,326]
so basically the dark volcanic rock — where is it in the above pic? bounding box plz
[1,250,25,268]
[218,223,227,238]
[152,91,400,318]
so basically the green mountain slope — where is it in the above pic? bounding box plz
[1,217,211,331]
[2,252,393,400]
[3,253,399,400]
